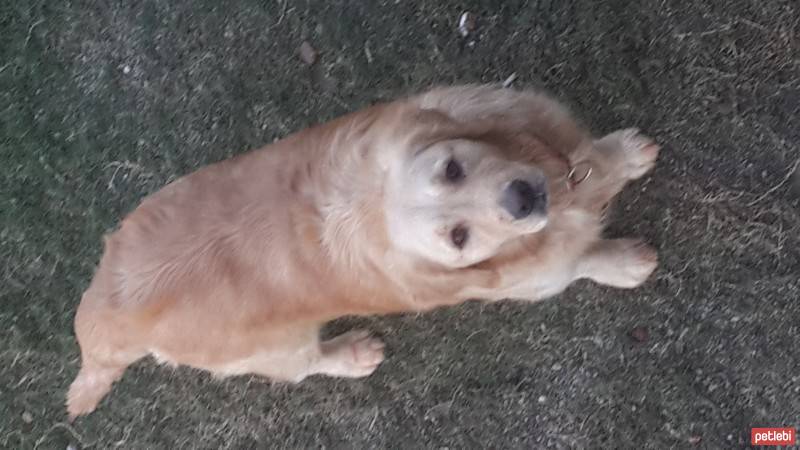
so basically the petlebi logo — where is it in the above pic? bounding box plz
[750,427,796,446]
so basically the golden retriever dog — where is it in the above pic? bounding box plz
[67,84,659,419]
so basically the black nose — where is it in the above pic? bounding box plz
[500,179,548,219]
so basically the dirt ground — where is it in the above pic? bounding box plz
[1,0,798,448]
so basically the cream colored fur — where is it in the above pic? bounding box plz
[66,84,659,419]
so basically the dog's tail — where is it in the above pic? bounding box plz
[66,357,127,421]
[67,291,140,421]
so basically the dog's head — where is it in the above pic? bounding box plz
[381,109,552,269]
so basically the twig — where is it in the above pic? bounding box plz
[25,19,45,48]
[737,18,768,32]
[502,72,517,88]
[276,0,289,25]
[746,157,800,206]
[33,422,91,450]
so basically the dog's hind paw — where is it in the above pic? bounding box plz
[319,329,385,378]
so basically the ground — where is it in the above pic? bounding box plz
[1,0,799,448]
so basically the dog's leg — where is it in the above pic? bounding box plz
[577,238,658,288]
[574,129,660,209]
[313,329,385,378]
[593,128,660,180]
[247,329,385,383]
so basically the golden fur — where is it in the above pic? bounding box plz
[67,85,659,419]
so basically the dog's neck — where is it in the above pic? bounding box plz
[280,105,400,305]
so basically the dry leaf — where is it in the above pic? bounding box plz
[629,326,649,343]
[299,41,317,65]
[458,12,476,38]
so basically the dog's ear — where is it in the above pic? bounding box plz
[404,108,498,150]
[421,264,501,302]
[386,252,500,309]
[374,105,498,170]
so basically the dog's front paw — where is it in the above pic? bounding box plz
[617,128,660,180]
[611,239,659,288]
[582,238,658,289]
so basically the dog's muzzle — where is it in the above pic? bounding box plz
[500,179,548,220]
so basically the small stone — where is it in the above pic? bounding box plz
[537,395,547,404]
[717,101,733,115]
[629,326,650,343]
[21,411,33,423]
[122,65,131,74]
[298,41,317,65]
[688,435,702,445]
[364,41,373,64]
[458,12,477,38]
[551,363,562,371]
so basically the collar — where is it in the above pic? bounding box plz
[544,146,592,190]
[566,160,592,190]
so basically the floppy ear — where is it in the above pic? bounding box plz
[387,251,501,309]
[416,84,589,157]
[375,105,500,170]
[418,264,501,304]
[405,108,494,148]
[402,108,560,168]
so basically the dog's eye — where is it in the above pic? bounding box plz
[444,158,464,182]
[450,225,469,249]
